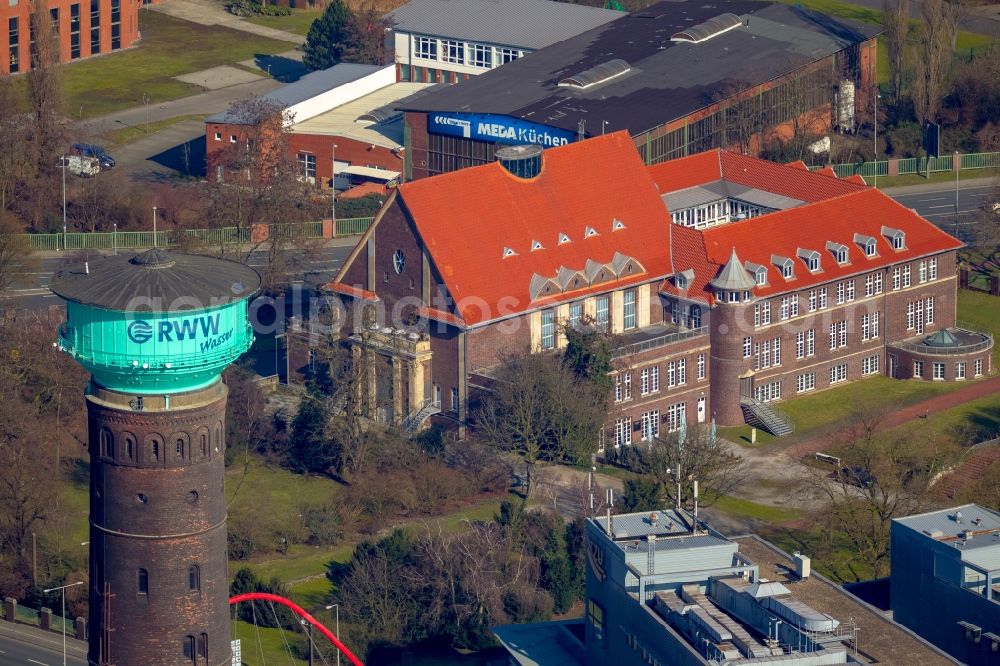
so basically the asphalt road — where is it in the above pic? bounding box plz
[4,245,354,311]
[0,624,87,666]
[889,183,996,242]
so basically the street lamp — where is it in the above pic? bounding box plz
[152,206,158,248]
[43,580,84,666]
[302,603,340,666]
[61,154,67,251]
[112,223,117,256]
[142,93,150,134]
[955,150,960,223]
[331,143,338,222]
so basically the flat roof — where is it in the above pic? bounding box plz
[291,82,437,148]
[205,64,383,124]
[400,0,880,136]
[388,0,621,50]
[894,504,1000,561]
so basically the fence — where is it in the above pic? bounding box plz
[14,218,374,252]
[814,151,1000,180]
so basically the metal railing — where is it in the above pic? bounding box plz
[813,151,1000,179]
[612,326,708,358]
[14,218,375,252]
[890,322,994,355]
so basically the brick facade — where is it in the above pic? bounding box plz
[1,0,141,76]
[86,381,231,666]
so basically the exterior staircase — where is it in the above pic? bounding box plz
[401,399,441,433]
[740,397,794,437]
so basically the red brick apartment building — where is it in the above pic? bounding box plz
[1,0,141,75]
[326,133,992,444]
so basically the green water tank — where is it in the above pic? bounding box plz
[49,248,261,394]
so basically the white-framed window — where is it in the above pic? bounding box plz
[640,410,659,441]
[754,301,771,326]
[442,39,464,64]
[836,247,848,264]
[862,354,880,375]
[893,267,901,290]
[829,323,837,350]
[874,272,883,294]
[795,331,804,359]
[640,368,650,396]
[818,288,828,309]
[906,302,915,330]
[615,373,633,402]
[926,297,934,324]
[914,360,924,378]
[615,375,623,402]
[929,257,938,280]
[213,132,221,141]
[933,362,945,380]
[677,359,687,385]
[865,274,874,297]
[614,417,632,447]
[847,280,855,301]
[772,337,781,366]
[451,387,459,411]
[651,366,660,392]
[919,260,927,283]
[865,240,877,257]
[781,261,794,279]
[808,290,817,312]
[838,320,847,348]
[796,372,815,393]
[668,300,680,325]
[743,336,752,358]
[230,135,237,144]
[498,47,521,64]
[830,363,848,384]
[665,402,686,432]
[595,295,609,329]
[624,373,632,400]
[956,362,966,380]
[753,343,761,371]
[790,295,799,317]
[807,255,820,271]
[667,361,676,388]
[975,358,983,376]
[872,310,880,338]
[760,340,771,369]
[688,304,702,328]
[568,302,583,329]
[541,309,555,350]
[623,289,636,330]
[861,313,870,341]
[915,299,925,334]
[892,233,905,250]
[903,265,911,287]
[470,43,492,68]
[415,35,438,59]
[780,296,790,320]
[806,329,815,357]
[755,381,781,402]
[296,152,316,181]
[696,354,705,380]
[836,282,845,304]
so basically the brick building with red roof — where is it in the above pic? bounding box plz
[326,132,992,443]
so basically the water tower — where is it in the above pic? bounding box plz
[50,248,260,666]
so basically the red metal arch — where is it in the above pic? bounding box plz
[229,592,364,666]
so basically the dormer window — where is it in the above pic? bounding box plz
[612,219,625,231]
[854,233,878,257]
[745,261,767,286]
[797,249,821,272]
[826,241,849,265]
[881,226,905,250]
[502,247,517,258]
[771,255,794,280]
[558,232,571,245]
[584,226,598,238]
[675,268,694,291]
[531,240,543,251]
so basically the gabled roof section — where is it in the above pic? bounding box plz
[397,132,673,325]
[659,225,717,303]
[701,189,962,296]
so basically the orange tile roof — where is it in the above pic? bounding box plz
[339,181,387,199]
[326,283,380,301]
[699,189,963,297]
[658,224,717,305]
[397,132,674,326]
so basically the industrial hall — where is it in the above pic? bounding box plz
[325,132,990,442]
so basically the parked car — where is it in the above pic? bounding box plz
[59,155,100,177]
[71,143,116,169]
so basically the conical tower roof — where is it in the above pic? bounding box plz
[710,248,757,292]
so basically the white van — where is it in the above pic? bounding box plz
[59,155,100,177]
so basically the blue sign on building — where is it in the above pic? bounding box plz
[428,113,576,147]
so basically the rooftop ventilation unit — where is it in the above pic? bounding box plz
[558,59,631,90]
[671,13,744,44]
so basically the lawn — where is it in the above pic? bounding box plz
[958,289,1000,365]
[48,11,293,118]
[712,495,801,524]
[226,457,340,526]
[233,619,310,665]
[878,389,1000,444]
[103,114,207,145]
[245,9,322,36]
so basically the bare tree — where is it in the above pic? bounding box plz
[715,79,763,155]
[26,1,66,182]
[0,213,37,293]
[912,0,962,125]
[883,0,911,102]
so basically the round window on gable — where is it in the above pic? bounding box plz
[186,491,199,504]
[136,493,149,505]
[393,249,405,274]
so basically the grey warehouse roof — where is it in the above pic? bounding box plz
[205,64,383,124]
[49,249,262,312]
[399,0,880,136]
[388,0,622,50]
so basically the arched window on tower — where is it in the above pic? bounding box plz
[176,438,185,460]
[200,432,208,458]
[124,433,135,462]
[188,564,200,592]
[137,568,149,598]
[183,635,195,661]
[99,429,114,460]
[150,440,160,462]
[198,633,208,660]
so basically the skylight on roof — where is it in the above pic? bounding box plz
[612,219,626,231]
[584,226,598,238]
[503,247,518,259]
[558,233,571,245]
[558,59,631,90]
[671,13,743,44]
[531,240,544,251]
